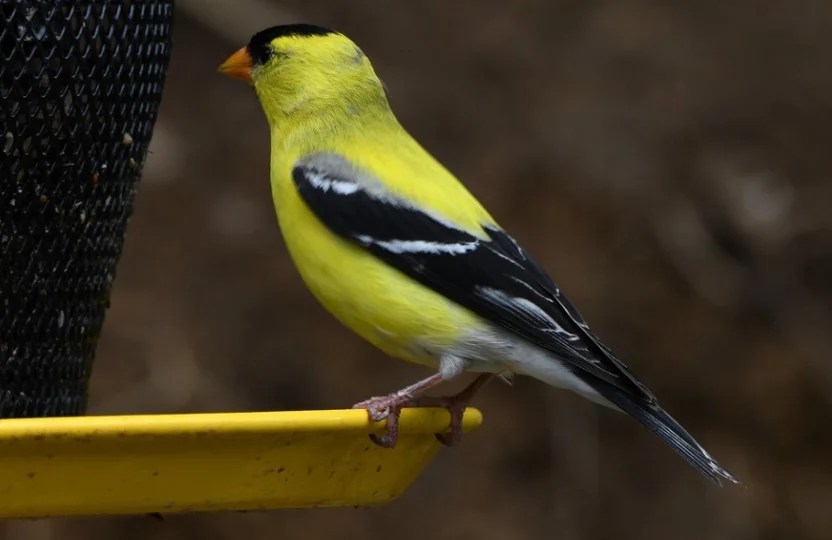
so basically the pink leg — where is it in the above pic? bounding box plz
[411,373,493,446]
[353,372,494,449]
[352,372,446,448]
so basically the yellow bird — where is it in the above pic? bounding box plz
[219,23,739,485]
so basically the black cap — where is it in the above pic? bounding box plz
[246,24,334,66]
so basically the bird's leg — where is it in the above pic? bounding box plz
[352,372,446,448]
[410,373,493,447]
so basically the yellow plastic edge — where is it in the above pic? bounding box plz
[0,408,482,519]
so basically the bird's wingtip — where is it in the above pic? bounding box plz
[714,466,744,488]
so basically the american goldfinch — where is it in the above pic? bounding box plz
[219,23,739,485]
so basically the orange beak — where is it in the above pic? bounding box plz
[218,47,254,83]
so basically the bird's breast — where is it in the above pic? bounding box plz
[268,160,484,367]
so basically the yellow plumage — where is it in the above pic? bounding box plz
[217,24,741,484]
[255,31,494,365]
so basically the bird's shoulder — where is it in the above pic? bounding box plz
[314,133,495,237]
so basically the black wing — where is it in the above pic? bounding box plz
[292,153,654,400]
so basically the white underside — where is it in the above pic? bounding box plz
[422,324,618,410]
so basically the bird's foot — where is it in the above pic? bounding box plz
[353,373,492,449]
[353,393,466,448]
[352,393,417,448]
[408,394,471,447]
[411,373,493,446]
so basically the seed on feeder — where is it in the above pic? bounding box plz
[122,132,134,145]
[92,172,99,185]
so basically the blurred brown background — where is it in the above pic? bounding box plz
[4,0,832,538]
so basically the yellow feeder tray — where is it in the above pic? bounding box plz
[0,408,482,519]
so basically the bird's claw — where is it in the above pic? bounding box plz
[354,374,490,449]
[368,428,398,448]
[409,395,468,447]
[352,394,413,448]
[353,393,471,449]
[352,395,407,422]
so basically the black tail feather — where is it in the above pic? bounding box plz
[596,386,740,486]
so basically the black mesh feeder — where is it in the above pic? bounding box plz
[0,1,174,417]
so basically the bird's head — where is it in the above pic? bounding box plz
[219,24,388,126]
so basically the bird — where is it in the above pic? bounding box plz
[218,23,740,486]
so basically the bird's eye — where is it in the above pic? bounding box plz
[248,43,274,66]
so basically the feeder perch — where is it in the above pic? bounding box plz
[0,407,483,518]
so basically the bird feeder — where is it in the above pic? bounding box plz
[1,0,173,417]
[0,1,481,519]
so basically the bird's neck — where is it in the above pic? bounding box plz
[255,70,392,142]
[267,93,393,148]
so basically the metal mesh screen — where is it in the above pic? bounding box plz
[0,1,174,417]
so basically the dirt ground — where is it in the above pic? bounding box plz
[4,1,832,539]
